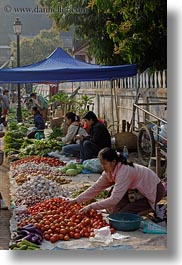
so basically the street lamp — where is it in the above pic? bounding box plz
[13,17,22,123]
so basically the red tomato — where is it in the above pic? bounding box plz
[74,232,80,239]
[44,224,50,231]
[47,229,53,235]
[53,234,60,241]
[69,226,75,232]
[80,230,85,237]
[50,235,57,243]
[64,235,70,241]
[69,231,74,238]
[44,233,50,241]
[84,232,90,238]
[44,220,51,225]
[50,224,56,231]
[59,233,64,240]
[55,227,60,233]
[60,228,67,235]
[34,223,41,229]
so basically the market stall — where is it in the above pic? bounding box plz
[7,153,167,251]
[0,47,167,250]
[0,47,136,84]
[0,47,138,126]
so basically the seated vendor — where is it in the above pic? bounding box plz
[27,106,45,139]
[76,111,111,162]
[82,117,107,134]
[57,112,88,157]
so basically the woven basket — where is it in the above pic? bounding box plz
[50,117,64,129]
[55,108,65,117]
[114,132,137,151]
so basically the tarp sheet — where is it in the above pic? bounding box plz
[0,47,137,84]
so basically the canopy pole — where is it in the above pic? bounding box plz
[110,79,114,132]
[113,81,120,133]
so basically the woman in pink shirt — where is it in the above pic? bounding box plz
[68,147,165,214]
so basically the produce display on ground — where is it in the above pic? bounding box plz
[13,197,113,244]
[8,153,167,250]
[8,154,109,249]
[4,117,167,250]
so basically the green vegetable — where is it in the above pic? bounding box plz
[19,245,28,250]
[21,239,40,249]
[48,127,64,139]
[66,162,77,169]
[9,243,17,249]
[12,247,20,250]
[59,166,67,173]
[66,168,78,176]
[27,246,40,250]
[76,165,83,173]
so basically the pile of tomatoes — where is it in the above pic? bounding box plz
[11,156,65,169]
[17,197,115,243]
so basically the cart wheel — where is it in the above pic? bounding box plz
[137,125,155,166]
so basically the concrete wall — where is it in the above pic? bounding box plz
[76,86,167,134]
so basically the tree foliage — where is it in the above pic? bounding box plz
[10,28,63,66]
[42,0,166,71]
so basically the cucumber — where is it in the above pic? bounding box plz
[9,243,18,249]
[17,242,23,247]
[19,245,28,250]
[21,239,40,248]
[27,246,40,250]
[12,247,20,250]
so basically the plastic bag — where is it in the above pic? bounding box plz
[153,123,167,142]
[141,221,167,234]
[82,158,103,173]
[89,226,113,244]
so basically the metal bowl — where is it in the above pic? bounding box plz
[107,213,142,231]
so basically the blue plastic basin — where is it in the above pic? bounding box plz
[107,213,142,231]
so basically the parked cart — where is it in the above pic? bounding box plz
[131,102,167,176]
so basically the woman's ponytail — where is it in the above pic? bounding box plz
[65,112,80,122]
[117,153,134,167]
[75,115,80,122]
[99,147,134,167]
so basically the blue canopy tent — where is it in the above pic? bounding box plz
[0,47,137,126]
[0,47,136,83]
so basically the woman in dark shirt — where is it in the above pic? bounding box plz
[76,111,111,162]
[27,106,45,139]
[32,106,45,130]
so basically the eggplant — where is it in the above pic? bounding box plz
[33,228,43,237]
[15,234,27,240]
[35,239,42,245]
[23,234,34,242]
[30,234,39,243]
[19,225,43,236]
[34,233,43,241]
[16,229,31,236]
[15,230,31,241]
